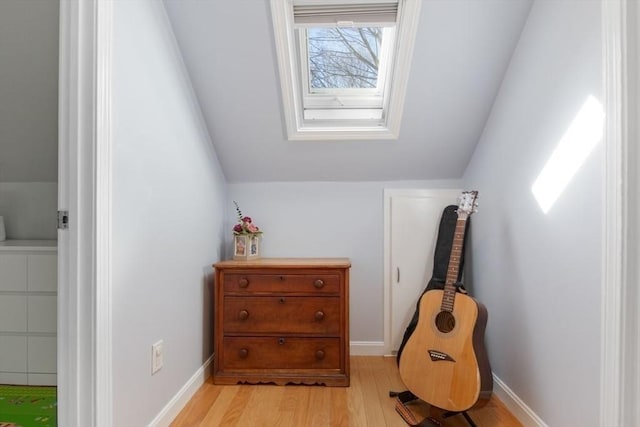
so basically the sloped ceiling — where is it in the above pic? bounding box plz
[163,0,532,183]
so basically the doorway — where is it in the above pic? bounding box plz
[0,2,60,425]
[383,189,460,354]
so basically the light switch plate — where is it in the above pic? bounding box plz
[152,340,163,375]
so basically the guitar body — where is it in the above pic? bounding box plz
[398,289,492,412]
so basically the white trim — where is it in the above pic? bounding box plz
[350,341,386,356]
[382,0,420,139]
[58,0,111,425]
[58,0,99,425]
[492,375,548,427]
[95,1,114,425]
[148,356,214,427]
[600,1,630,426]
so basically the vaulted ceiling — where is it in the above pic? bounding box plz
[163,0,533,183]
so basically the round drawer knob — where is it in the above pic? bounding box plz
[278,337,286,345]
[238,348,249,358]
[238,278,249,288]
[315,350,325,360]
[314,279,324,289]
[315,311,325,321]
[279,297,286,304]
[238,310,249,320]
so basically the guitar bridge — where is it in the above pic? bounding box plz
[428,350,455,362]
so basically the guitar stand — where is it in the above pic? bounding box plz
[442,410,477,427]
[389,390,477,427]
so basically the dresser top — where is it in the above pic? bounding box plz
[214,257,351,269]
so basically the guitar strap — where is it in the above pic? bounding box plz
[392,391,442,426]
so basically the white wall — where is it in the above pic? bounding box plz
[0,0,58,239]
[228,180,460,345]
[111,1,226,426]
[462,1,602,425]
[0,0,58,183]
[0,183,57,239]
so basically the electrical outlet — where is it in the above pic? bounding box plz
[152,340,164,375]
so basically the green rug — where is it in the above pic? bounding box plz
[0,385,56,427]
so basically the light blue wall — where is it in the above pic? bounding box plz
[228,180,460,343]
[462,1,602,425]
[111,1,226,425]
[0,0,59,240]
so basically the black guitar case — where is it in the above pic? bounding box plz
[395,204,470,366]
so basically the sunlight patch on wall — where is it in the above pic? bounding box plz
[532,96,604,214]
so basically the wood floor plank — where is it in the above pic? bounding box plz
[170,381,222,427]
[303,385,332,426]
[345,357,368,427]
[287,386,309,426]
[219,386,252,426]
[330,386,349,427]
[363,356,404,426]
[197,385,240,426]
[238,385,284,426]
[171,356,523,426]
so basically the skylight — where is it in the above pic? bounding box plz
[307,27,383,90]
[300,25,393,120]
[271,0,422,140]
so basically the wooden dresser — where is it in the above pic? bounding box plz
[213,258,350,386]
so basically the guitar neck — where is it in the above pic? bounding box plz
[441,216,468,312]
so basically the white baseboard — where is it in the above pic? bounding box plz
[493,374,548,427]
[148,355,214,427]
[350,341,386,355]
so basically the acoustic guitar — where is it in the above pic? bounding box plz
[398,191,492,413]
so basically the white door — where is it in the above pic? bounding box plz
[384,189,460,353]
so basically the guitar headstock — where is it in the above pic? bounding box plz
[457,191,479,220]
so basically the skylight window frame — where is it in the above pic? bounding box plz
[297,25,396,114]
[270,0,422,140]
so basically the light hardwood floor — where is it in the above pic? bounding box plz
[171,356,522,426]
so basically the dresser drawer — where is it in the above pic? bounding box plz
[222,336,341,370]
[223,296,340,335]
[223,273,340,294]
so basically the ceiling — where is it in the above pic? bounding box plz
[163,0,533,183]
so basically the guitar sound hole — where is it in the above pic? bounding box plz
[435,311,456,333]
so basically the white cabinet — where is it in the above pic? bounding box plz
[0,254,28,291]
[28,254,58,292]
[0,296,28,332]
[0,240,57,385]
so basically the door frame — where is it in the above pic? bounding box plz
[600,1,638,426]
[57,0,113,426]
